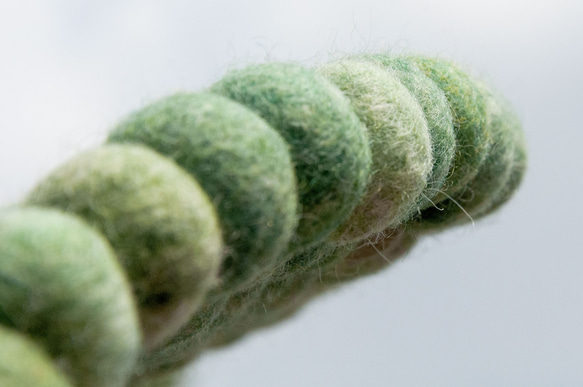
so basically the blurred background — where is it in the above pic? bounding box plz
[1,0,582,386]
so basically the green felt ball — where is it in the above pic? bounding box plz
[211,62,372,249]
[410,56,491,199]
[0,326,72,387]
[476,100,527,217]
[417,84,522,227]
[26,145,223,349]
[108,92,298,293]
[318,60,432,242]
[360,54,456,210]
[0,208,139,387]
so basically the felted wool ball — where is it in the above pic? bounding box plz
[410,56,491,200]
[418,84,522,227]
[108,92,298,294]
[318,60,432,243]
[476,100,527,217]
[25,145,223,349]
[360,54,456,211]
[0,208,140,387]
[0,326,72,387]
[211,62,372,250]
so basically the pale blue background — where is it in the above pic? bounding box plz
[1,1,582,386]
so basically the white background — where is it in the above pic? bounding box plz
[1,1,582,386]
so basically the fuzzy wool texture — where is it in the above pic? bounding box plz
[478,105,527,216]
[360,54,456,211]
[418,85,523,227]
[207,242,357,349]
[137,56,525,378]
[108,92,298,294]
[318,60,432,243]
[26,145,223,349]
[324,228,417,283]
[0,53,527,387]
[210,63,372,249]
[0,208,140,387]
[411,56,491,200]
[139,243,357,374]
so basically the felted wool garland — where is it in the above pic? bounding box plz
[0,52,526,387]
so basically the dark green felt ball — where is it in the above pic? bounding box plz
[109,92,298,293]
[410,56,491,199]
[417,84,523,227]
[211,63,372,249]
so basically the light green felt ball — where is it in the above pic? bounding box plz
[318,60,432,242]
[410,56,491,199]
[360,54,456,210]
[0,208,140,387]
[211,62,372,249]
[26,144,223,349]
[108,92,298,293]
[0,326,72,387]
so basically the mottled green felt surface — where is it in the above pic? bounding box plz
[0,208,140,387]
[26,145,223,349]
[318,59,432,242]
[109,92,298,294]
[211,63,372,249]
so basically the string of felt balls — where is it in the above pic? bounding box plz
[0,54,526,387]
